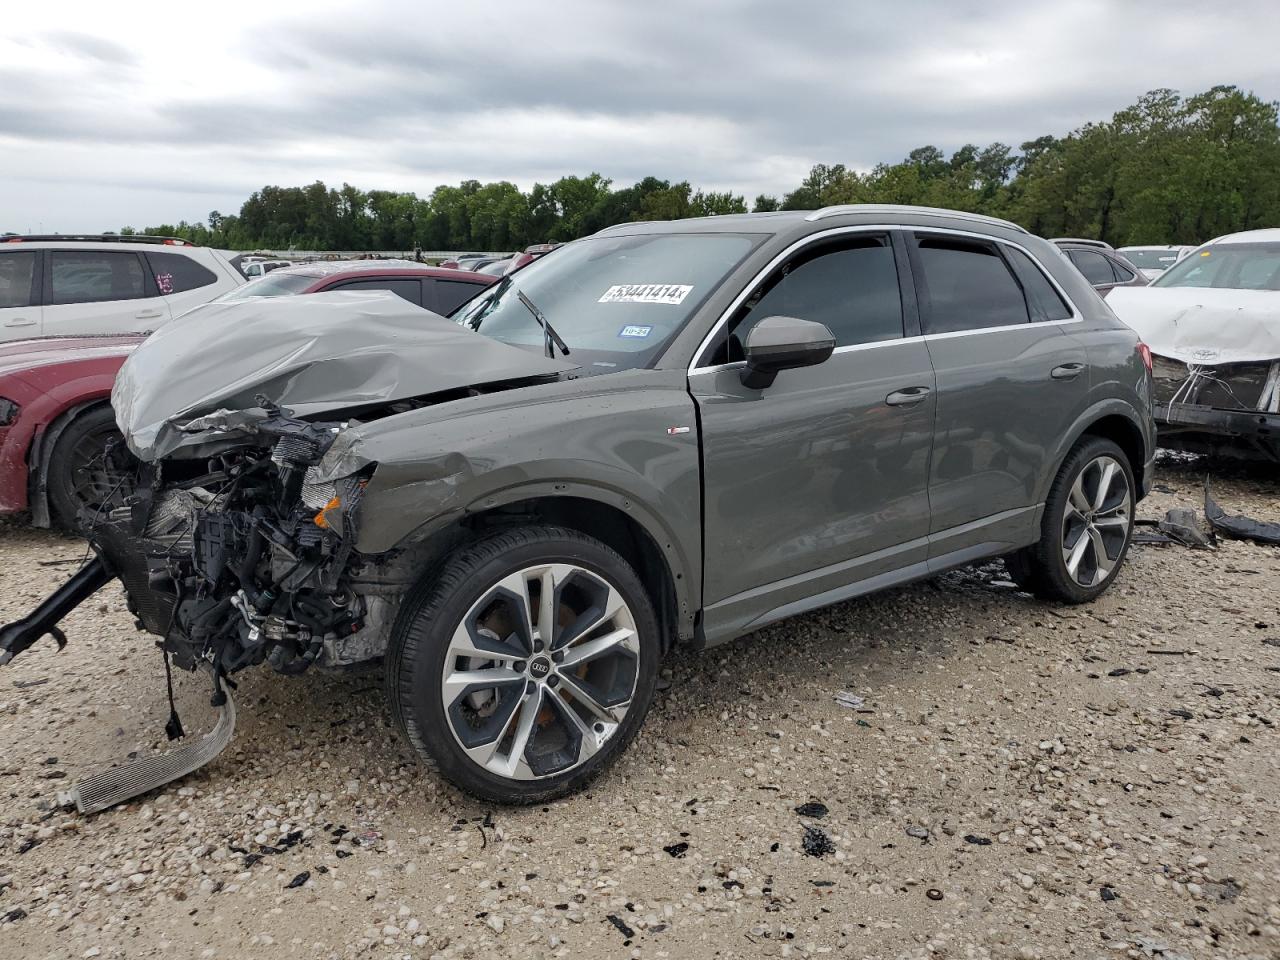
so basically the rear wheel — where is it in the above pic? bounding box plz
[1006,436,1134,603]
[386,525,660,804]
[46,406,136,530]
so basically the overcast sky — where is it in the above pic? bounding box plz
[2,0,1277,233]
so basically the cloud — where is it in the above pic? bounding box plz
[0,0,1276,232]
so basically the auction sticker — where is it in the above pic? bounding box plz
[618,325,653,338]
[598,283,692,305]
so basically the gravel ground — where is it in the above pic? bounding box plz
[1,456,1278,960]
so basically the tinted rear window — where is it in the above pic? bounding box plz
[436,278,489,315]
[145,251,218,295]
[914,236,1029,333]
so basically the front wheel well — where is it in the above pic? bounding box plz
[453,496,687,653]
[1079,414,1147,496]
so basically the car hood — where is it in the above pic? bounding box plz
[113,291,577,460]
[0,334,145,378]
[1107,286,1280,365]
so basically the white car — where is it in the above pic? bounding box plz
[0,235,246,342]
[1107,229,1280,460]
[1117,245,1197,282]
[242,259,294,279]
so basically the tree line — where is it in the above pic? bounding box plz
[125,86,1280,252]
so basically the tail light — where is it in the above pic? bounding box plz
[1136,342,1152,372]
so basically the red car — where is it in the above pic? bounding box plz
[0,262,495,528]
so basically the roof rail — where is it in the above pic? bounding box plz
[804,204,1029,234]
[1,234,196,246]
[1048,237,1113,250]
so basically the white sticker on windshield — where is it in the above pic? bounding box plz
[598,283,692,305]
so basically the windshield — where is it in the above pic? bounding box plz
[1153,243,1280,291]
[1121,249,1181,269]
[217,272,316,300]
[454,232,761,372]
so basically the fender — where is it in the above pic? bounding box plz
[1036,397,1151,505]
[358,462,701,629]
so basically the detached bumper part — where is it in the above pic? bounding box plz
[0,556,113,666]
[61,669,237,815]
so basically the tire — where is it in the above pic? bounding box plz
[386,525,660,804]
[46,406,136,531]
[1005,436,1135,604]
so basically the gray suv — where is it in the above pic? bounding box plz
[1,205,1155,806]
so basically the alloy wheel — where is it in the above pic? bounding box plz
[1060,454,1131,588]
[67,427,133,518]
[441,563,640,781]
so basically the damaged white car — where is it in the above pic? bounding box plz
[1107,228,1280,462]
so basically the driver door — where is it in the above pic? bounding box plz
[689,231,936,643]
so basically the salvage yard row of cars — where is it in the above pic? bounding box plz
[0,206,1274,808]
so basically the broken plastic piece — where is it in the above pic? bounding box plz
[1157,507,1214,549]
[833,691,865,709]
[1204,481,1280,546]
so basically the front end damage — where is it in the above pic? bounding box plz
[0,292,577,810]
[1151,355,1280,461]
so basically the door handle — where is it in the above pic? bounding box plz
[134,309,164,320]
[885,386,932,407]
[3,317,37,327]
[1051,363,1085,381]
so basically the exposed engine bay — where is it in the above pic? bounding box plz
[94,403,388,679]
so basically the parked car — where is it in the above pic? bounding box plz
[219,259,496,313]
[455,256,503,272]
[241,259,293,278]
[0,261,496,528]
[1052,240,1147,296]
[0,235,246,343]
[2,204,1154,807]
[476,259,515,276]
[1107,229,1280,461]
[437,253,485,270]
[1117,245,1197,281]
[504,242,563,275]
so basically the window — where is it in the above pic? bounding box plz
[49,251,147,305]
[1004,247,1072,322]
[1068,249,1117,286]
[217,272,315,301]
[1109,258,1136,283]
[914,236,1029,333]
[722,237,902,359]
[435,279,488,315]
[330,278,423,306]
[1159,242,1280,290]
[145,251,218,295]
[0,251,36,308]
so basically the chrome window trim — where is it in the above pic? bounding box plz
[688,224,1083,373]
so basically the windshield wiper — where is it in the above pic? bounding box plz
[517,290,571,358]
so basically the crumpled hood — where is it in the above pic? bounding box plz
[1107,286,1280,365]
[113,291,577,460]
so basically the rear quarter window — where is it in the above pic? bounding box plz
[435,278,489,315]
[145,251,219,295]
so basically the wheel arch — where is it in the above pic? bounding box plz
[394,490,695,652]
[28,398,113,528]
[1038,401,1150,506]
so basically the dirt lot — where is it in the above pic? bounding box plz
[1,456,1278,960]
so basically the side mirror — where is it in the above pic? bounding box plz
[740,316,835,389]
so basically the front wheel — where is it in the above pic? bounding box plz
[385,525,660,804]
[46,406,136,530]
[1006,436,1135,603]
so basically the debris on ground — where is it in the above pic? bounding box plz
[1157,507,1215,548]
[661,842,689,858]
[801,826,836,858]
[833,691,865,709]
[905,825,930,841]
[793,801,828,818]
[1205,482,1280,545]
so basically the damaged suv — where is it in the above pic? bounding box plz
[1,206,1155,806]
[1108,229,1280,462]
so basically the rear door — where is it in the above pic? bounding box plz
[0,250,42,341]
[42,249,171,337]
[908,231,1089,564]
[690,230,936,638]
